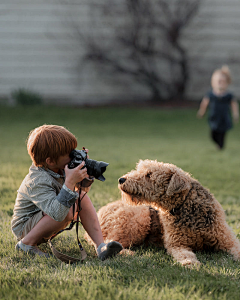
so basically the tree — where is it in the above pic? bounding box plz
[77,0,203,101]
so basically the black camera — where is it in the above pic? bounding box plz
[68,148,109,182]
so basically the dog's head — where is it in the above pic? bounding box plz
[118,159,192,211]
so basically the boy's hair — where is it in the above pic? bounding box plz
[211,65,232,85]
[27,125,77,167]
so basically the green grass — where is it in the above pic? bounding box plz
[0,105,240,300]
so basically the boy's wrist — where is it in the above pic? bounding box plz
[64,180,75,191]
[62,184,78,197]
[57,184,78,208]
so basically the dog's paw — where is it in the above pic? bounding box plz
[180,259,201,268]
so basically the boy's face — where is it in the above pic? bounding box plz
[46,154,71,173]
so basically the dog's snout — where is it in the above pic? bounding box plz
[119,177,126,184]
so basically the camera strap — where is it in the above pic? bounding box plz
[48,189,87,264]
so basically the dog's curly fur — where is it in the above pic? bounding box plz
[87,200,163,249]
[85,159,240,265]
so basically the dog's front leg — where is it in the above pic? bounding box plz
[167,246,201,266]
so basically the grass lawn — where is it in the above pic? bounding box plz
[0,105,240,300]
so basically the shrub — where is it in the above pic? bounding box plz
[11,88,43,106]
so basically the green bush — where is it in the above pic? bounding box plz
[11,88,43,106]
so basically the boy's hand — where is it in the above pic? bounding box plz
[64,161,88,191]
[84,148,89,159]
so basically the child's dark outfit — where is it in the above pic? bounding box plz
[206,90,235,149]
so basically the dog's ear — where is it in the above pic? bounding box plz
[166,173,191,197]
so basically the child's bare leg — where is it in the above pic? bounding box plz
[79,193,123,260]
[78,193,104,249]
[21,214,72,246]
[20,192,96,246]
[20,193,105,247]
[18,192,122,259]
[16,213,73,257]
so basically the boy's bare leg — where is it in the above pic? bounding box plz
[19,192,122,259]
[21,215,71,246]
[78,193,123,260]
[78,193,104,249]
[17,201,78,257]
[21,191,103,247]
[16,213,71,257]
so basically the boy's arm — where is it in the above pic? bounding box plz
[30,180,78,222]
[231,99,239,124]
[29,163,88,221]
[197,97,210,118]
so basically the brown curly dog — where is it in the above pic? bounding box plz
[85,160,240,266]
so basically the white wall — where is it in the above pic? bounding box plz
[0,0,240,105]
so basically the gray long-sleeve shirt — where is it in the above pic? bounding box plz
[11,164,78,240]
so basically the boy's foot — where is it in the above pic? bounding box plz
[97,241,123,261]
[15,240,50,258]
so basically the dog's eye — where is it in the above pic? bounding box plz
[146,172,152,178]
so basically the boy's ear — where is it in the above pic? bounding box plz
[46,157,54,166]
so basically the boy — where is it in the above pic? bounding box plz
[11,125,122,260]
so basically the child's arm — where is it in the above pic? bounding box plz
[64,162,88,191]
[27,162,88,223]
[231,99,239,124]
[197,97,210,118]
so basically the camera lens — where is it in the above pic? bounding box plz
[85,159,109,181]
[68,149,109,181]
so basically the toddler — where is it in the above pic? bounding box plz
[197,66,239,149]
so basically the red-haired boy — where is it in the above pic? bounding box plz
[11,125,122,260]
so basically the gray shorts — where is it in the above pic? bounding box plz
[20,211,47,243]
[20,209,74,244]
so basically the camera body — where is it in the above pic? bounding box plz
[68,149,109,182]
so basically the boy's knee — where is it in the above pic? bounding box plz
[65,208,75,221]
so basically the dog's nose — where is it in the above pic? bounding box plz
[119,177,126,184]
